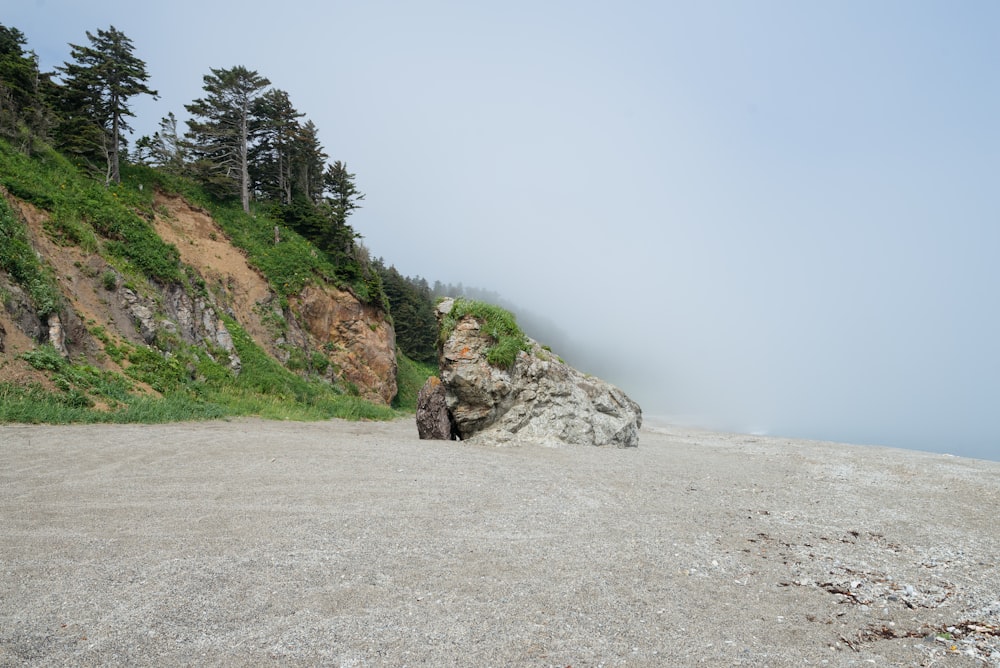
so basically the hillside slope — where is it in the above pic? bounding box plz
[0,161,399,419]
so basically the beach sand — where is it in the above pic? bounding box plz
[1,418,998,666]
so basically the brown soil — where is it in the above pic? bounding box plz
[151,192,276,352]
[2,196,128,387]
[0,309,56,390]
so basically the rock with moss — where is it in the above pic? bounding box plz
[434,298,642,447]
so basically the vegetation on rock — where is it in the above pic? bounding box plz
[439,298,530,369]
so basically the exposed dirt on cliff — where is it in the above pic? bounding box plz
[3,190,397,405]
[1,196,132,388]
[151,193,276,353]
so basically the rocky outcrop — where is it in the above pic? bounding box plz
[1,282,44,343]
[293,284,397,405]
[433,299,642,447]
[120,285,241,374]
[46,313,68,357]
[416,376,454,439]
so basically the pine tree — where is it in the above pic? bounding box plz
[153,111,187,173]
[321,160,365,257]
[324,161,364,221]
[0,24,51,149]
[54,26,157,184]
[185,66,270,212]
[374,261,439,363]
[250,88,303,204]
[292,120,327,203]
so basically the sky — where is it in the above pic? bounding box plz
[7,1,1000,460]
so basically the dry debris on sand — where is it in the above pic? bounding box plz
[1,418,998,666]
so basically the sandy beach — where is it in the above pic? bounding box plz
[1,418,998,667]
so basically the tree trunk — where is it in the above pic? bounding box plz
[110,95,121,184]
[240,111,250,213]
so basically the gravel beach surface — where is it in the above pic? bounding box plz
[1,418,998,667]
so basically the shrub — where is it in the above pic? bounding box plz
[21,345,66,372]
[0,198,63,316]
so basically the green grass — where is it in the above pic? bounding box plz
[0,139,182,283]
[393,349,438,411]
[0,197,63,315]
[438,298,530,369]
[2,319,397,424]
[0,382,231,424]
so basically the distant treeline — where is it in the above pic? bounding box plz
[372,260,513,364]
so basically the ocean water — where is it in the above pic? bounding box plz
[643,415,1000,463]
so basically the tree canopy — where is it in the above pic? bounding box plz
[54,25,157,184]
[0,23,51,151]
[184,66,270,212]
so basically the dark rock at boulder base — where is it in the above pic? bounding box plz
[431,298,642,447]
[416,376,455,440]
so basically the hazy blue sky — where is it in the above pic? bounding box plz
[8,1,1000,460]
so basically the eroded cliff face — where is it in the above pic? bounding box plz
[151,193,396,404]
[293,284,396,404]
[0,190,398,405]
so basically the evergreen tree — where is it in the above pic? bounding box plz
[321,160,364,254]
[373,259,439,363]
[250,88,302,204]
[54,26,157,184]
[135,111,187,172]
[185,66,270,212]
[292,120,327,203]
[0,24,51,149]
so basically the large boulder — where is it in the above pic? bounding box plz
[416,376,455,440]
[432,299,642,447]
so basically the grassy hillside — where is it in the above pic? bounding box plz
[0,139,433,423]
